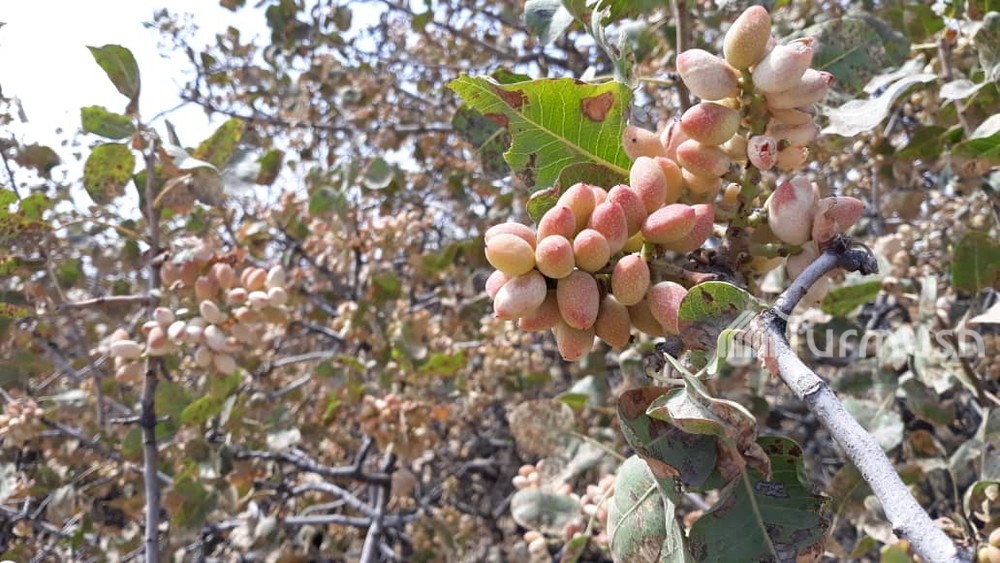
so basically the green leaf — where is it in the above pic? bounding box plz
[448,76,631,190]
[451,105,510,179]
[676,282,765,352]
[842,398,904,451]
[308,186,346,216]
[121,427,142,461]
[526,162,628,223]
[952,231,1000,292]
[524,0,576,45]
[80,106,134,139]
[18,194,51,221]
[87,45,141,111]
[617,387,717,488]
[688,437,831,562]
[83,143,135,205]
[900,379,954,426]
[898,125,949,159]
[953,114,1000,164]
[193,118,244,169]
[823,73,937,137]
[607,456,692,563]
[168,466,215,530]
[362,157,396,190]
[820,279,881,317]
[180,371,239,426]
[255,149,284,185]
[974,11,1000,80]
[796,15,909,93]
[418,351,465,376]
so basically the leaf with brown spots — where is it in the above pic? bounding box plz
[617,387,717,488]
[447,76,631,190]
[688,437,831,562]
[83,142,136,205]
[606,456,693,563]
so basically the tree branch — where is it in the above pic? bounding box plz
[757,236,968,563]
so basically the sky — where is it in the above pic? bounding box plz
[0,1,266,161]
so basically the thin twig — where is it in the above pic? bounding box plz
[58,294,154,310]
[360,453,396,563]
[757,236,968,563]
[671,0,693,111]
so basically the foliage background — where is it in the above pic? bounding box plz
[0,0,997,560]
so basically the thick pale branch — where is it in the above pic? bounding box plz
[759,236,968,563]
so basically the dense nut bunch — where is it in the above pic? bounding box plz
[358,393,439,458]
[105,260,290,381]
[767,177,864,304]
[485,170,711,360]
[0,398,44,446]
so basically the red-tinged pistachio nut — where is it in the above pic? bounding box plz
[557,183,597,233]
[654,157,685,205]
[723,182,742,206]
[595,295,631,351]
[680,102,740,146]
[230,322,257,344]
[227,287,249,305]
[682,168,723,196]
[766,69,834,110]
[552,321,595,361]
[519,291,562,332]
[979,545,1000,563]
[110,327,131,342]
[194,346,213,368]
[147,330,171,357]
[587,202,628,254]
[199,300,228,325]
[627,298,665,337]
[642,204,697,244]
[184,324,204,344]
[178,260,199,286]
[766,177,818,245]
[607,185,647,236]
[485,233,536,276]
[213,353,238,375]
[195,275,217,301]
[167,320,187,342]
[812,196,864,243]
[244,267,268,291]
[630,156,668,213]
[234,306,260,325]
[767,123,820,146]
[591,185,608,205]
[485,222,537,249]
[724,5,772,69]
[494,270,548,320]
[647,281,688,334]
[265,265,286,289]
[535,235,575,279]
[248,290,271,311]
[109,340,143,360]
[160,262,181,287]
[267,286,289,306]
[116,362,143,383]
[485,269,511,299]
[204,325,228,352]
[676,140,731,179]
[537,204,577,241]
[722,134,748,163]
[786,241,819,279]
[775,145,809,171]
[153,307,175,327]
[751,255,785,274]
[611,254,650,306]
[801,275,831,307]
[557,270,600,330]
[663,204,715,253]
[659,120,689,162]
[747,135,778,170]
[752,38,815,94]
[210,262,237,290]
[623,124,666,160]
[573,229,612,272]
[676,49,740,100]
[141,320,160,335]
[768,106,817,126]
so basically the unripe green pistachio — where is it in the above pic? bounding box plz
[723,5,772,70]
